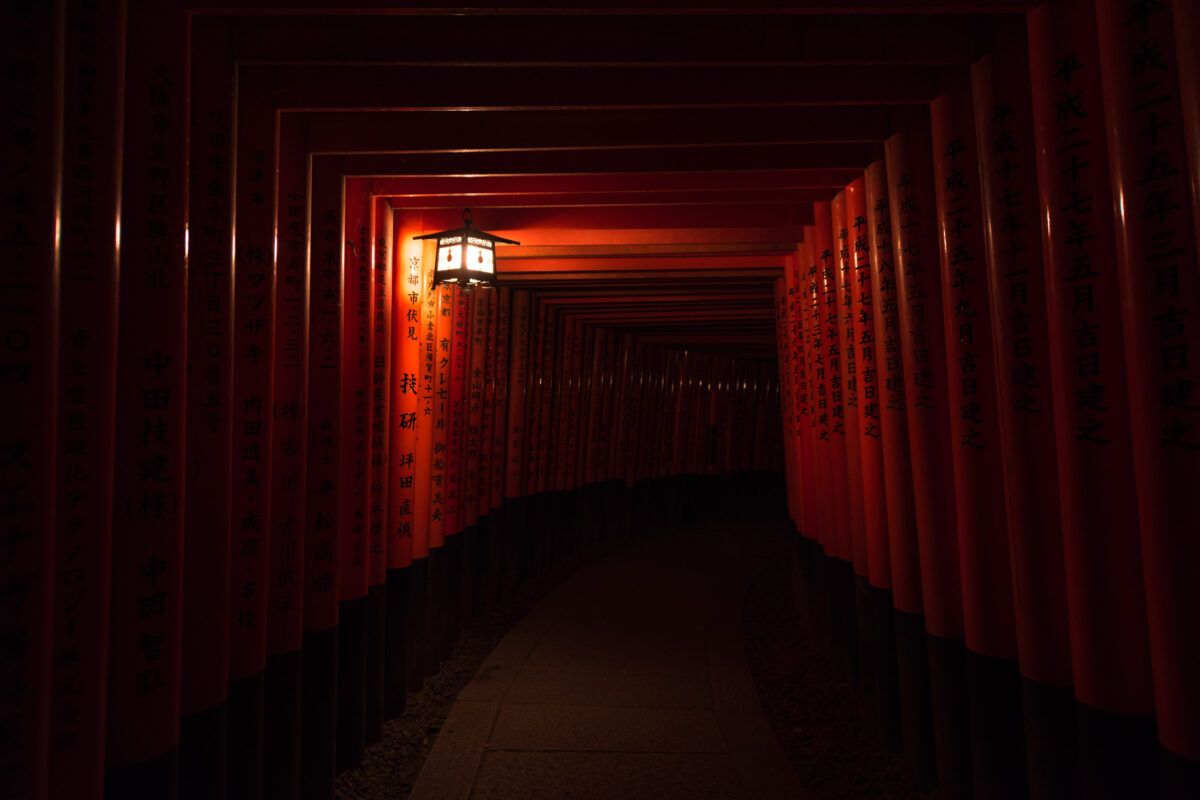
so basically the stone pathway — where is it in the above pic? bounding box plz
[410,524,804,799]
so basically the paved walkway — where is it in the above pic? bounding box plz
[410,523,804,800]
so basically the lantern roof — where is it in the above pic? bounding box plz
[413,208,520,246]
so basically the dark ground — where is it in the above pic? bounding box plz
[743,560,930,800]
[334,530,925,800]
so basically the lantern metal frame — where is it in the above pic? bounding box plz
[413,208,519,290]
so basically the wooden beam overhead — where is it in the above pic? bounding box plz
[185,1,1038,15]
[223,13,988,65]
[366,170,861,194]
[322,143,879,175]
[246,63,947,109]
[299,106,893,152]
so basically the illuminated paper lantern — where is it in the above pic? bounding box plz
[415,208,518,289]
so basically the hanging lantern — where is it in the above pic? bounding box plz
[414,208,518,289]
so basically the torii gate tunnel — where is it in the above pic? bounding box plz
[2,1,1199,799]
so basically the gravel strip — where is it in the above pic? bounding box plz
[743,559,931,800]
[334,546,593,800]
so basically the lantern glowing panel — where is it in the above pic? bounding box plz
[418,209,515,289]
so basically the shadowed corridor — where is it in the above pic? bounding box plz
[409,521,800,800]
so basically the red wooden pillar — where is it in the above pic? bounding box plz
[885,111,963,640]
[601,331,619,484]
[383,210,420,720]
[834,191,869,576]
[800,239,823,537]
[577,326,597,490]
[432,285,453,547]
[642,345,656,486]
[107,0,189,788]
[479,288,501,605]
[447,286,470,538]
[742,357,755,479]
[846,178,892,590]
[335,177,371,771]
[413,240,438,563]
[227,73,278,799]
[0,3,59,794]
[521,300,540,499]
[971,23,1071,686]
[657,347,676,474]
[523,300,544,498]
[1095,0,1200,759]
[585,330,608,486]
[692,351,708,480]
[504,291,531,503]
[466,291,487,528]
[181,13,233,740]
[699,354,712,478]
[759,367,774,474]
[340,184,372,606]
[672,351,686,482]
[303,154,342,632]
[268,105,310,664]
[362,197,391,746]
[736,362,752,473]
[801,234,833,553]
[696,350,710,474]
[813,205,853,562]
[768,363,779,473]
[865,161,923,614]
[546,309,562,493]
[729,360,741,475]
[301,152,339,629]
[654,349,672,481]
[594,331,610,487]
[611,333,632,482]
[102,1,190,793]
[775,279,801,528]
[653,345,668,483]
[719,357,735,474]
[521,301,541,497]
[261,102,309,800]
[1027,0,1153,716]
[630,336,644,487]
[930,84,1018,660]
[1173,0,1200,255]
[50,4,121,798]
[477,290,496,519]
[782,262,808,524]
[624,333,643,484]
[300,154,342,797]
[261,104,312,800]
[616,335,635,483]
[550,318,568,492]
[390,212,424,572]
[627,344,647,485]
[572,322,586,489]
[490,289,510,513]
[676,350,688,479]
[788,248,818,539]
[410,238,439,680]
[369,198,392,588]
[759,364,771,474]
[566,323,585,492]
[537,312,558,495]
[536,307,555,494]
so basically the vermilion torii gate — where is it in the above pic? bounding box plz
[3,2,1198,800]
